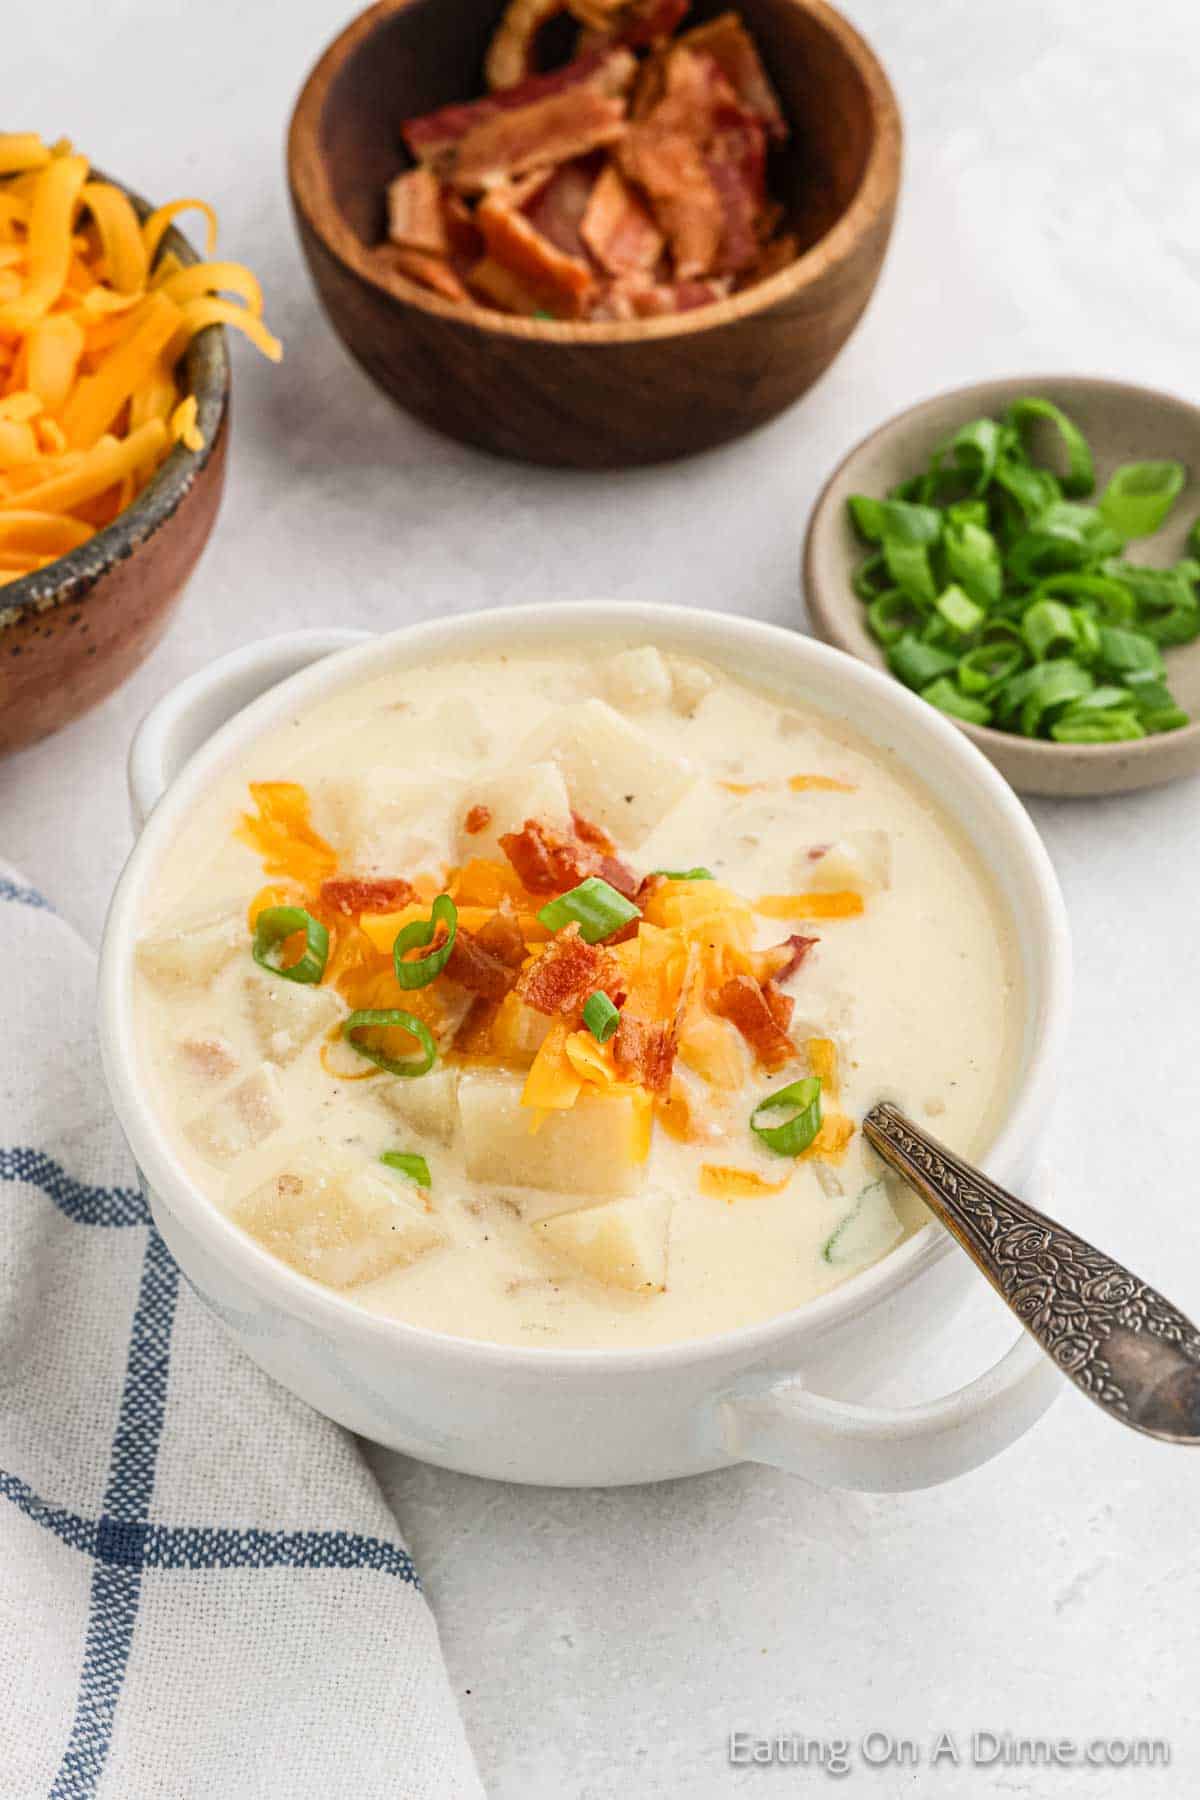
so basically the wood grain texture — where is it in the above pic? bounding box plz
[287,0,902,467]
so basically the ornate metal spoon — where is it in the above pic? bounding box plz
[863,1101,1200,1444]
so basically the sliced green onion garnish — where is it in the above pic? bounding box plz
[392,893,457,990]
[649,867,713,882]
[343,1009,437,1078]
[252,906,329,985]
[582,992,620,1043]
[845,396,1196,743]
[536,877,640,944]
[750,1076,822,1156]
[1099,461,1185,540]
[381,1150,431,1187]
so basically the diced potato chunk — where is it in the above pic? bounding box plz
[186,1066,285,1163]
[801,831,891,896]
[233,1150,444,1289]
[536,1189,672,1292]
[244,971,344,1065]
[137,903,243,991]
[665,655,715,715]
[458,1070,646,1197]
[378,1066,459,1146]
[519,699,692,845]
[177,1033,240,1082]
[455,758,572,861]
[603,646,672,712]
[317,770,461,878]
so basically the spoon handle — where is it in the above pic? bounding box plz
[862,1101,1200,1444]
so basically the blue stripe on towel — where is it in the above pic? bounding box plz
[0,1148,149,1228]
[49,1229,180,1797]
[144,1525,418,1585]
[0,876,52,911]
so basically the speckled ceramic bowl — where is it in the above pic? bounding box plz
[803,376,1200,797]
[0,175,230,757]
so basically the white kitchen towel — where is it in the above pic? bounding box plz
[0,865,483,1800]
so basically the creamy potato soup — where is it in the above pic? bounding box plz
[134,643,1023,1349]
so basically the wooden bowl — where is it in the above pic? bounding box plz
[0,179,229,757]
[803,375,1200,798]
[287,0,901,468]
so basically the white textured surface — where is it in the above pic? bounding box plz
[6,2,1200,1793]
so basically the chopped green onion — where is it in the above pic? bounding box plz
[1022,598,1078,661]
[935,583,986,637]
[1099,461,1185,540]
[750,1076,822,1156]
[1006,396,1095,495]
[582,992,621,1043]
[846,398,1197,742]
[392,893,457,990]
[957,640,1025,696]
[920,676,993,725]
[537,877,640,944]
[887,634,958,689]
[649,867,713,881]
[343,1009,437,1078]
[252,906,329,985]
[381,1150,431,1187]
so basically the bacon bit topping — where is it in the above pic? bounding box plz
[699,1163,789,1201]
[445,928,523,1002]
[386,167,449,255]
[449,87,629,193]
[464,803,493,835]
[755,892,865,921]
[394,6,793,321]
[711,974,795,1071]
[762,979,794,1033]
[376,244,470,303]
[499,816,639,899]
[580,163,664,274]
[475,906,530,968]
[453,996,503,1056]
[679,11,787,142]
[404,49,629,157]
[319,876,416,918]
[516,923,624,1016]
[570,809,615,852]
[754,933,818,984]
[612,1014,676,1092]
[475,188,596,315]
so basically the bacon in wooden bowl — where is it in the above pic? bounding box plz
[286,0,901,467]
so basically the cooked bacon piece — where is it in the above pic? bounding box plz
[577,0,691,51]
[706,120,766,273]
[376,244,470,302]
[445,930,522,1002]
[449,85,629,192]
[516,923,623,1016]
[711,974,795,1071]
[580,163,663,274]
[763,979,794,1031]
[755,933,818,984]
[320,876,416,917]
[453,996,501,1055]
[619,122,722,277]
[486,0,575,89]
[571,810,616,852]
[680,11,788,141]
[464,803,493,835]
[476,188,596,315]
[590,273,729,318]
[499,817,639,900]
[523,156,602,259]
[468,255,555,316]
[403,49,631,158]
[475,906,529,968]
[386,167,448,255]
[613,1014,676,1092]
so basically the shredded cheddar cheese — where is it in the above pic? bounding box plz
[0,134,280,586]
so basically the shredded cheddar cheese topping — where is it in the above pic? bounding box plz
[0,133,280,587]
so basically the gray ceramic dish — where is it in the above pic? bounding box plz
[0,172,230,757]
[802,375,1200,797]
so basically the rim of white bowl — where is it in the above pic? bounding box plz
[98,602,1072,1376]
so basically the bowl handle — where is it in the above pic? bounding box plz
[716,1329,1062,1492]
[128,629,372,828]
